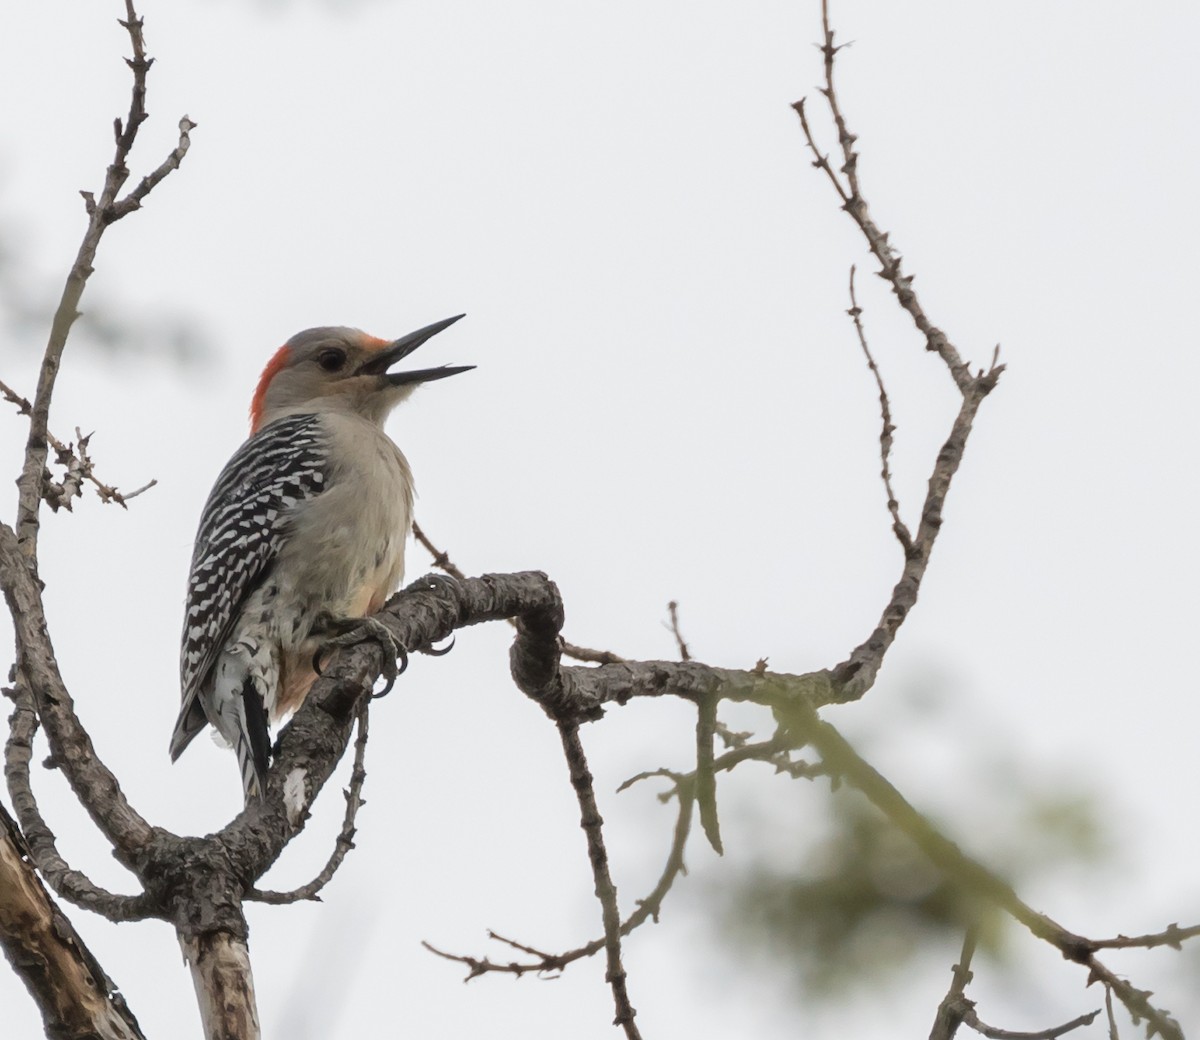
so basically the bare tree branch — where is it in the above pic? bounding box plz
[786,12,1178,1027]
[424,772,697,980]
[14,0,191,557]
[773,691,1182,1039]
[247,700,370,905]
[557,639,627,667]
[962,1009,1100,1040]
[791,9,1005,708]
[847,266,912,553]
[1105,987,1119,1040]
[665,601,691,662]
[1089,922,1200,951]
[4,2,1185,1037]
[412,520,626,666]
[828,338,1000,705]
[929,928,979,1040]
[693,691,722,855]
[3,553,1179,1037]
[0,378,156,508]
[4,680,155,921]
[797,0,974,392]
[556,722,642,1038]
[0,800,145,1040]
[0,522,156,863]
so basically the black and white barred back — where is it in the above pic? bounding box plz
[170,413,329,766]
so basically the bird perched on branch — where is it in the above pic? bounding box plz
[170,316,471,802]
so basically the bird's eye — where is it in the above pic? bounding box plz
[316,348,347,373]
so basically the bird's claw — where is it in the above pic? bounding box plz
[311,615,408,699]
[424,634,456,657]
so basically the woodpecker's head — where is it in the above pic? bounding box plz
[250,315,471,432]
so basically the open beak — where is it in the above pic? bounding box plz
[357,314,474,385]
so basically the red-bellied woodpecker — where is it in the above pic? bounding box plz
[170,316,471,802]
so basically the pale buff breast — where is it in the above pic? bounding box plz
[271,413,414,720]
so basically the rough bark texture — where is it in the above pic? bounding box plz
[0,803,144,1040]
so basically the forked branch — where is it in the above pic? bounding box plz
[14,0,191,557]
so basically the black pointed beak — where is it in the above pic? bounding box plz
[357,314,473,385]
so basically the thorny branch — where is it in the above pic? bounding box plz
[783,6,1180,1031]
[791,17,1006,704]
[796,0,974,392]
[0,378,156,509]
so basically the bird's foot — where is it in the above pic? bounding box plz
[312,615,408,698]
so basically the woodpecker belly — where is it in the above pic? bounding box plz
[256,416,413,719]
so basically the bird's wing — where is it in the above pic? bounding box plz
[171,413,329,759]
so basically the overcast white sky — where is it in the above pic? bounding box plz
[2,1,1199,1037]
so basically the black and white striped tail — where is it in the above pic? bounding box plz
[238,678,272,804]
[197,669,272,805]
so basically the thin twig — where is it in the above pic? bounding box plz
[929,927,979,1040]
[410,520,466,579]
[423,736,825,984]
[693,692,721,854]
[0,379,156,508]
[847,267,913,553]
[108,116,196,221]
[961,1007,1099,1040]
[411,520,626,665]
[247,701,371,905]
[557,722,642,1038]
[665,601,691,661]
[792,97,851,205]
[421,936,559,980]
[819,0,862,199]
[794,0,974,392]
[424,775,697,979]
[1088,921,1200,950]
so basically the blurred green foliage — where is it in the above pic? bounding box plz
[703,691,1111,1000]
